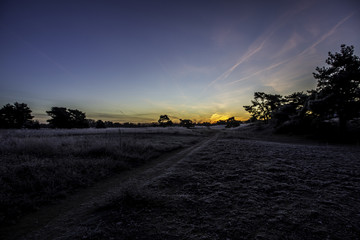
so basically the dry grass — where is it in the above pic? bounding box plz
[0,128,202,225]
[62,131,360,240]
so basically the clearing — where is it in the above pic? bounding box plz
[1,126,360,239]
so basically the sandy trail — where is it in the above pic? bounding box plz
[54,132,360,240]
[1,132,219,240]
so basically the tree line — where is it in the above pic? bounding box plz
[0,104,239,129]
[243,44,360,137]
[0,105,124,129]
[0,102,38,129]
[2,45,357,132]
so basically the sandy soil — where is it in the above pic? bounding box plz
[4,129,360,239]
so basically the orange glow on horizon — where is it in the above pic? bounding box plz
[209,113,232,123]
[33,110,249,124]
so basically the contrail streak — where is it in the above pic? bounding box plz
[301,12,355,55]
[207,39,266,88]
[226,59,289,86]
[225,11,355,87]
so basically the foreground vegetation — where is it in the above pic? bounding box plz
[0,127,203,225]
[36,128,360,240]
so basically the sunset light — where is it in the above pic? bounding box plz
[0,0,359,123]
[1,1,360,238]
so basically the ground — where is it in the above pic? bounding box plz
[1,126,360,239]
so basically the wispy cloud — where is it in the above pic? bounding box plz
[204,2,313,91]
[225,58,289,86]
[273,32,304,59]
[206,39,266,89]
[301,12,355,55]
[226,11,355,89]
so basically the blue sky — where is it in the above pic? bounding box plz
[1,0,359,123]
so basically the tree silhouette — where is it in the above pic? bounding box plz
[95,120,106,128]
[69,109,89,128]
[225,117,240,128]
[273,92,309,126]
[0,102,34,128]
[243,92,283,123]
[14,103,34,128]
[158,115,173,127]
[47,107,70,128]
[312,44,360,130]
[105,121,114,128]
[87,119,96,128]
[47,107,89,128]
[0,104,15,128]
[180,119,194,128]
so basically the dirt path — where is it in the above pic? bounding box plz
[63,134,359,240]
[1,132,219,240]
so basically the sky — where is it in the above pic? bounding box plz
[1,0,359,123]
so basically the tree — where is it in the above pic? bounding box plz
[243,92,283,123]
[273,92,309,125]
[47,107,71,128]
[312,44,360,130]
[105,121,114,128]
[180,119,194,128]
[225,117,240,128]
[216,120,227,125]
[69,109,89,128]
[87,119,96,128]
[158,115,173,127]
[95,120,106,128]
[0,104,15,128]
[14,102,34,128]
[0,102,34,128]
[46,107,89,128]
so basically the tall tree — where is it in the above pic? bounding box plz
[158,115,173,127]
[312,44,360,130]
[14,102,34,128]
[243,92,283,123]
[69,109,89,128]
[0,102,34,128]
[46,107,71,128]
[273,92,309,125]
[0,104,15,128]
[47,107,89,128]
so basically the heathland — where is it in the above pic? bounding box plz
[1,125,360,240]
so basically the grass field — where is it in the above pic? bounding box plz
[0,127,204,225]
[49,128,360,240]
[2,125,360,239]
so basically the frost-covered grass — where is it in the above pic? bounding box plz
[0,126,204,138]
[65,133,360,240]
[0,127,202,225]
